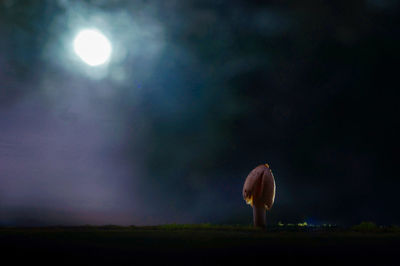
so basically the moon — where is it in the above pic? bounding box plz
[73,29,112,66]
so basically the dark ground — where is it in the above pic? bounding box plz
[1,225,399,265]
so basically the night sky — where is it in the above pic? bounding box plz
[0,0,399,226]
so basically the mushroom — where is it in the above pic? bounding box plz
[243,163,276,228]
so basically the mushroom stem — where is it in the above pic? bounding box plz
[252,203,266,228]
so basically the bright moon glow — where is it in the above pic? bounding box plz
[73,29,112,66]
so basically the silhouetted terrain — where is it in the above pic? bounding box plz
[1,225,399,265]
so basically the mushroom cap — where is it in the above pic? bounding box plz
[243,164,276,210]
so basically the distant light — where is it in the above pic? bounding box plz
[297,222,308,227]
[73,29,112,66]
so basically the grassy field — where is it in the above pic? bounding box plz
[1,224,399,265]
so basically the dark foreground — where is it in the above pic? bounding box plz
[1,226,399,265]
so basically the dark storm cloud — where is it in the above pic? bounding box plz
[1,0,399,226]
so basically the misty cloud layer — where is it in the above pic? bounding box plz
[1,0,399,226]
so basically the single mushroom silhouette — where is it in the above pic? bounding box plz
[243,163,276,228]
